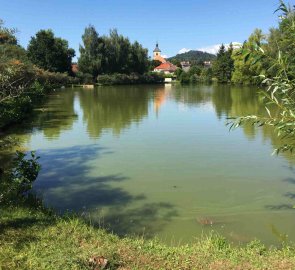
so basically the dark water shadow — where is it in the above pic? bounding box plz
[34,144,178,238]
[102,202,178,238]
[265,175,295,211]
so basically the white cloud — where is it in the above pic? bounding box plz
[178,48,191,54]
[162,54,168,58]
[197,42,242,55]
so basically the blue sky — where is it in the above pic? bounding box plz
[1,0,294,59]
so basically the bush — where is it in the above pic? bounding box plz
[76,72,93,84]
[179,72,190,84]
[96,72,164,85]
[0,151,41,204]
[0,59,76,128]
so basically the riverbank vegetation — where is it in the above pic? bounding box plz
[97,73,164,85]
[0,20,77,129]
[2,1,295,269]
[2,205,295,270]
[1,151,295,269]
[230,1,295,156]
[3,141,294,269]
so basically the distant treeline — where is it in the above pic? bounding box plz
[212,4,295,85]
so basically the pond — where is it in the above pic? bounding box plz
[5,84,295,245]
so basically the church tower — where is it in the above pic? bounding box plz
[153,43,161,60]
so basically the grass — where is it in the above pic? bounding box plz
[1,205,295,269]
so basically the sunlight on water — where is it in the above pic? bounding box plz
[4,84,295,246]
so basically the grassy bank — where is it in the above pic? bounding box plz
[1,205,295,270]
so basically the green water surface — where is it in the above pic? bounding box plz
[5,84,295,245]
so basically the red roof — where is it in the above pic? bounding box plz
[154,62,177,72]
[71,63,78,73]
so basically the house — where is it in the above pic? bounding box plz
[71,63,78,74]
[153,43,177,74]
[154,62,177,74]
[203,61,212,68]
[181,61,191,72]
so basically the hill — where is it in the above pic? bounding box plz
[168,50,216,65]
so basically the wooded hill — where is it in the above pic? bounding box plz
[168,50,216,64]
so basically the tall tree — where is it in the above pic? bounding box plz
[78,25,105,79]
[231,29,265,85]
[78,26,149,80]
[27,30,75,73]
[230,1,295,155]
[213,44,234,83]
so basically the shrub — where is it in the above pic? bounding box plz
[96,72,164,85]
[0,151,41,204]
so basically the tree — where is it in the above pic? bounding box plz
[150,60,162,71]
[230,1,295,155]
[0,19,17,45]
[231,30,266,85]
[129,41,149,74]
[27,30,75,73]
[78,26,149,81]
[212,44,234,83]
[78,25,105,80]
[0,19,28,63]
[200,67,213,82]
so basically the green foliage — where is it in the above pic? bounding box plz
[229,1,295,155]
[0,44,28,63]
[0,19,17,45]
[149,59,162,71]
[0,151,41,204]
[78,26,149,81]
[0,20,77,129]
[0,60,75,128]
[231,1,295,85]
[78,25,104,79]
[169,59,182,68]
[231,29,266,85]
[179,71,191,84]
[200,67,213,82]
[168,50,216,65]
[176,64,213,84]
[1,206,295,269]
[212,43,234,83]
[97,73,164,85]
[27,29,75,73]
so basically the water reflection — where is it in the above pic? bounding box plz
[78,86,152,138]
[2,84,295,244]
[34,90,78,140]
[8,84,285,158]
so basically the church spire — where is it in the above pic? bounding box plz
[153,42,161,53]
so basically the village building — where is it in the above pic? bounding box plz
[180,61,191,72]
[71,63,79,74]
[153,43,177,74]
[154,62,178,74]
[153,43,166,63]
[203,61,212,68]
